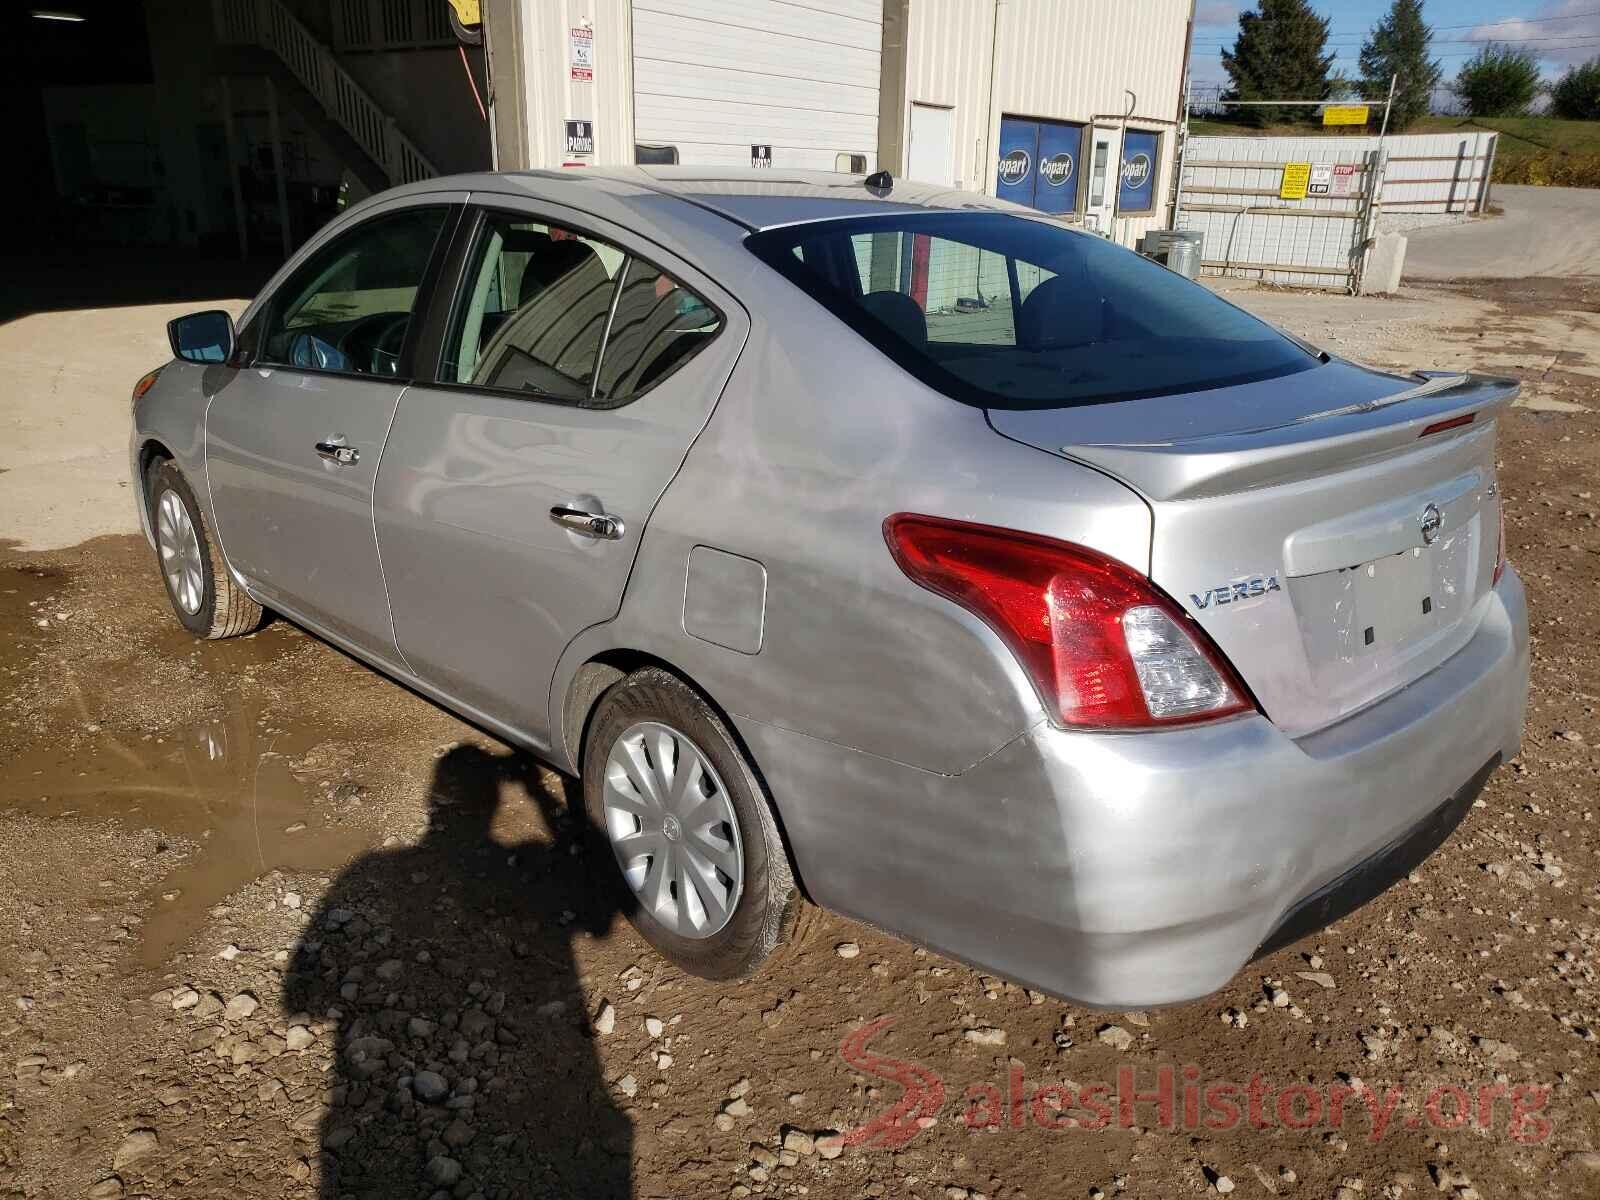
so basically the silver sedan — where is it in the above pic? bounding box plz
[130,168,1528,1006]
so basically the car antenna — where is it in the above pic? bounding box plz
[864,170,893,197]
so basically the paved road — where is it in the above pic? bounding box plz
[1404,184,1600,280]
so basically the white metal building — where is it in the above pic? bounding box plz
[486,0,1194,245]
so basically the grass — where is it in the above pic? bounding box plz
[1413,116,1600,186]
[1187,114,1600,187]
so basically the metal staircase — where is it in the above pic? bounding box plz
[212,0,438,187]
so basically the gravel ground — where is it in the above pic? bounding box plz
[2,275,1598,1200]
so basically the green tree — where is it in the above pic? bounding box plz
[1550,57,1600,120]
[1358,0,1442,130]
[1326,71,1362,101]
[1220,0,1335,126]
[1453,44,1544,117]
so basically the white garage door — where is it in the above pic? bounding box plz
[631,0,881,170]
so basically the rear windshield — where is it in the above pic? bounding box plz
[745,212,1318,410]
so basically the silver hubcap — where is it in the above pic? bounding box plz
[156,489,205,615]
[602,721,744,939]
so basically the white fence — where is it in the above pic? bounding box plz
[1175,130,1497,290]
[1373,129,1498,224]
[213,0,438,186]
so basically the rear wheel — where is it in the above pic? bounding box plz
[582,668,797,980]
[147,459,263,639]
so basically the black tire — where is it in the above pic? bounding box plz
[146,459,263,640]
[582,667,798,980]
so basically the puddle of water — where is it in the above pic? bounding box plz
[1,692,373,969]
[1,552,378,966]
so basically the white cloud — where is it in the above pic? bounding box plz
[1465,0,1600,70]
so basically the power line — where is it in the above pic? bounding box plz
[1195,5,1600,33]
[1428,6,1600,31]
[1194,38,1600,57]
[1432,43,1600,57]
[1193,34,1600,45]
[1190,8,1600,67]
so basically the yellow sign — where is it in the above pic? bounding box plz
[1323,105,1371,126]
[447,0,481,27]
[1279,161,1311,200]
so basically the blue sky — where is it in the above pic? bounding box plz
[1189,0,1600,87]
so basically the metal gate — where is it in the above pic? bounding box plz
[1175,141,1381,290]
[1174,131,1498,291]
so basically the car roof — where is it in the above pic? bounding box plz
[385,166,1029,237]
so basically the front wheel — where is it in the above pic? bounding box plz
[147,459,263,639]
[582,668,798,980]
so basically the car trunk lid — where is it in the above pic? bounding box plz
[988,363,1517,736]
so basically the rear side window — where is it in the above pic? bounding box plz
[442,210,723,405]
[444,215,622,399]
[595,259,722,400]
[748,212,1316,409]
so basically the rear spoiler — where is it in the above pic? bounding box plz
[1059,373,1518,502]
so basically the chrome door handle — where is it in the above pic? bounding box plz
[315,440,359,466]
[549,506,625,540]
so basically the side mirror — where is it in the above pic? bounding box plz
[167,309,236,365]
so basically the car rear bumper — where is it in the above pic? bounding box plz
[737,566,1529,1008]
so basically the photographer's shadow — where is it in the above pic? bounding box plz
[284,745,632,1199]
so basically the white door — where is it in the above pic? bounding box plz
[630,0,881,169]
[907,103,955,187]
[1083,126,1122,233]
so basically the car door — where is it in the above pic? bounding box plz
[205,195,460,657]
[372,201,748,741]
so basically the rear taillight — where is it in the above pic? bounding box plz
[883,514,1254,730]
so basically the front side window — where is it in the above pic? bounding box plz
[443,210,722,404]
[259,206,448,377]
[748,212,1318,409]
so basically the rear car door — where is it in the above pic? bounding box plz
[373,200,748,741]
[205,196,459,657]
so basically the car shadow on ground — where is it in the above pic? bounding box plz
[282,744,633,1199]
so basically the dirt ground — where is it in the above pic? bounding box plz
[2,272,1598,1200]
[0,254,261,553]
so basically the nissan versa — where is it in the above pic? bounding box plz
[130,168,1529,1007]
